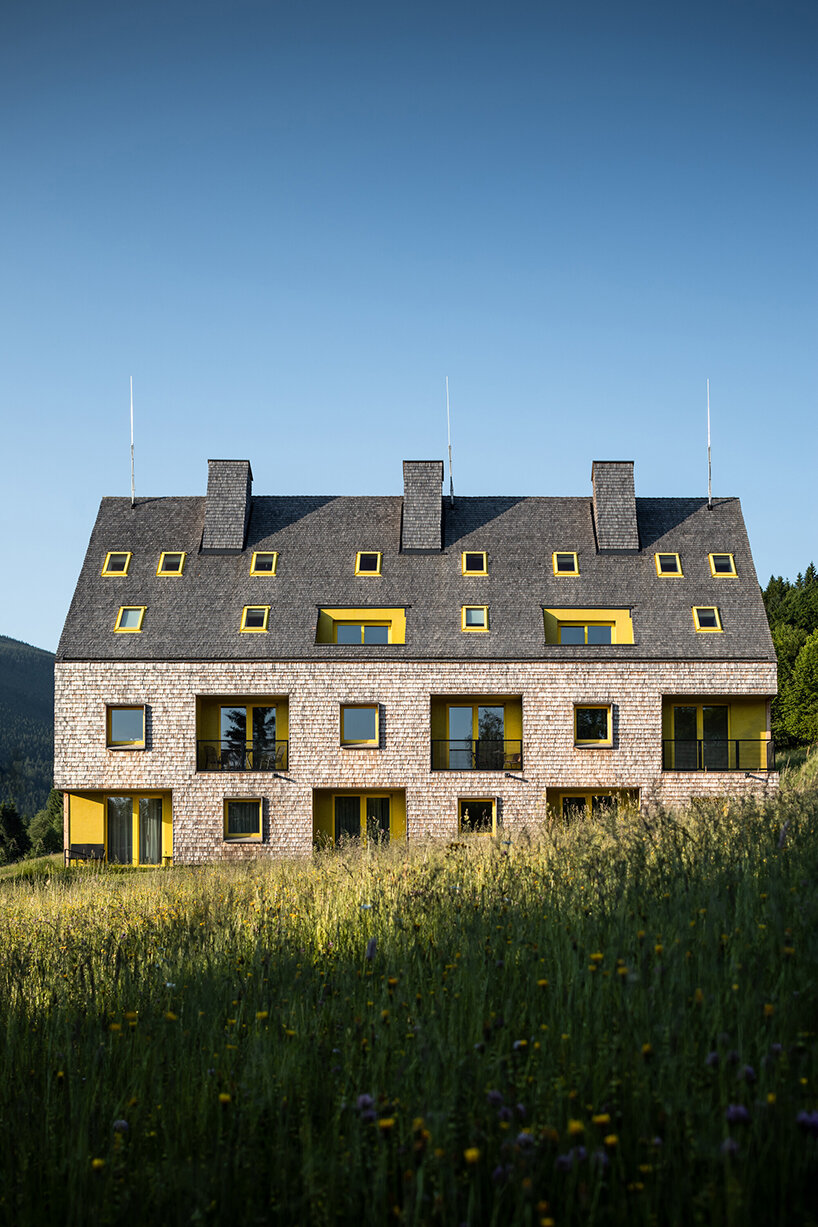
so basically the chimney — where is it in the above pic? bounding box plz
[591,461,640,552]
[201,459,253,554]
[401,461,444,552]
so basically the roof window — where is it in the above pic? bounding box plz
[709,553,737,577]
[102,552,131,577]
[157,551,185,576]
[553,552,579,576]
[461,606,489,632]
[114,606,146,633]
[240,606,270,633]
[655,553,682,577]
[355,551,382,576]
[692,606,723,632]
[250,552,278,576]
[462,551,488,576]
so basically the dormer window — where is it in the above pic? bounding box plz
[462,551,488,576]
[462,606,489,632]
[114,606,146,633]
[693,606,722,632]
[355,551,382,576]
[709,553,737,577]
[102,552,131,577]
[559,622,613,645]
[240,606,270,633]
[250,552,278,576]
[553,552,579,576]
[655,553,682,577]
[157,551,185,576]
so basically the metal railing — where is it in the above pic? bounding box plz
[197,740,289,772]
[662,739,775,772]
[431,739,523,771]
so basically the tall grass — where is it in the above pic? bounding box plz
[1,787,817,1226]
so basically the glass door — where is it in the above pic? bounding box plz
[108,797,133,864]
[702,705,729,769]
[334,796,360,844]
[252,706,277,769]
[366,796,390,843]
[448,707,474,769]
[476,706,505,769]
[562,797,586,823]
[139,798,162,865]
[673,706,698,770]
[220,706,247,769]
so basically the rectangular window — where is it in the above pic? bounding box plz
[693,606,723,632]
[462,606,489,632]
[107,705,145,748]
[156,551,186,576]
[317,608,405,645]
[224,798,262,840]
[340,704,379,746]
[459,798,496,835]
[355,551,382,576]
[575,705,612,746]
[334,623,390,644]
[709,553,737,577]
[240,606,270,632]
[553,552,579,576]
[114,606,146,633]
[655,553,682,576]
[250,551,278,575]
[462,551,488,576]
[102,551,132,577]
[558,622,613,645]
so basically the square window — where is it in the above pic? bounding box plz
[655,553,682,576]
[355,551,382,576]
[459,798,496,835]
[107,706,145,748]
[575,705,612,745]
[341,704,379,746]
[462,606,488,631]
[250,551,278,576]
[587,624,613,645]
[157,551,185,576]
[693,606,722,632]
[224,799,261,840]
[709,553,737,577]
[240,606,270,632]
[462,551,488,575]
[114,606,146,632]
[102,551,131,577]
[553,552,579,576]
[363,624,389,644]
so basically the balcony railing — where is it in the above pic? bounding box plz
[197,740,289,772]
[662,739,775,772]
[431,739,523,771]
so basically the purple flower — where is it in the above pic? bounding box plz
[486,1089,504,1107]
[356,1094,375,1112]
[591,1149,609,1169]
[515,1103,527,1119]
[770,1043,783,1058]
[573,1145,587,1162]
[491,1164,510,1184]
[651,1136,663,1148]
[112,1119,128,1134]
[705,1051,720,1068]
[515,1132,535,1150]
[365,937,377,961]
[498,1106,513,1122]
[555,1152,575,1172]
[721,1137,739,1156]
[726,1104,750,1125]
[740,1065,756,1084]
[796,1110,818,1137]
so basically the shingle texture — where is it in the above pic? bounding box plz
[592,461,640,551]
[201,459,252,553]
[401,461,444,551]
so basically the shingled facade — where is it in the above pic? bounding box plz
[55,457,778,864]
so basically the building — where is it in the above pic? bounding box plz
[55,457,778,863]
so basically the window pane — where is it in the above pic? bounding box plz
[336,624,361,643]
[107,797,133,863]
[478,706,505,740]
[464,607,486,627]
[139,798,162,864]
[576,707,609,741]
[559,625,585,644]
[358,553,379,572]
[696,608,718,628]
[161,553,183,572]
[363,625,389,644]
[343,706,377,742]
[252,707,276,750]
[657,554,679,573]
[555,553,576,572]
[562,797,586,821]
[254,554,275,571]
[334,796,360,843]
[712,554,733,573]
[244,607,266,628]
[106,553,129,572]
[592,794,618,817]
[587,625,612,644]
[366,797,390,841]
[226,801,260,836]
[110,707,144,744]
[464,553,484,572]
[221,706,246,747]
[118,608,142,629]
[460,800,493,832]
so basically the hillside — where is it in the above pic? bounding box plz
[0,635,54,817]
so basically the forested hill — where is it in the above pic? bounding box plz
[762,563,818,747]
[0,635,54,817]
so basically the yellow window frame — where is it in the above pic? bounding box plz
[461,551,488,576]
[355,551,382,576]
[104,792,171,865]
[558,621,615,644]
[709,553,737,578]
[250,551,278,576]
[106,705,146,748]
[156,551,186,577]
[223,798,262,841]
[574,704,612,746]
[553,551,579,576]
[458,797,497,836]
[240,606,270,633]
[114,606,146,633]
[655,552,683,577]
[102,551,132,577]
[692,606,723,633]
[462,605,489,632]
[340,704,380,747]
[331,621,390,644]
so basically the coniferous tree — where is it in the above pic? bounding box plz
[0,800,30,864]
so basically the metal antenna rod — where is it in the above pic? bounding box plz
[130,375,136,508]
[707,378,712,511]
[446,375,455,506]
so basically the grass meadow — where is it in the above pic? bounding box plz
[2,764,818,1226]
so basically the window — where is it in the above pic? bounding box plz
[107,705,145,748]
[102,551,131,577]
[553,552,579,576]
[709,553,737,577]
[462,605,489,632]
[574,705,612,746]
[459,798,496,836]
[250,551,278,576]
[224,798,262,841]
[692,606,722,632]
[114,606,146,633]
[559,622,613,645]
[461,551,488,576]
[355,551,382,576]
[316,608,406,645]
[335,623,389,644]
[156,551,186,576]
[655,553,682,577]
[240,606,270,633]
[340,704,379,747]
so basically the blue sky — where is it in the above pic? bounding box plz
[1,0,815,653]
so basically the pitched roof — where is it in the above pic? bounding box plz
[57,487,776,665]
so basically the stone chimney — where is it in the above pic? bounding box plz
[201,459,253,554]
[401,461,444,552]
[591,461,639,552]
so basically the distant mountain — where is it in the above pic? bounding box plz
[0,635,54,817]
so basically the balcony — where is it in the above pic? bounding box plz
[431,739,523,772]
[662,739,775,772]
[197,740,289,772]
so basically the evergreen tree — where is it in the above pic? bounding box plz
[781,630,818,745]
[0,800,30,864]
[27,789,64,857]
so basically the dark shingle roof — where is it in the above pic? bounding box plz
[56,491,775,664]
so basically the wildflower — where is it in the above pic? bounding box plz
[218,1093,231,1105]
[256,1011,269,1021]
[568,1119,584,1137]
[486,1089,504,1106]
[590,952,604,963]
[388,977,399,987]
[498,1106,513,1122]
[537,978,548,988]
[796,1110,818,1137]
[604,1134,618,1148]
[91,1159,105,1171]
[365,937,377,961]
[491,1164,509,1184]
[694,988,704,1005]
[513,1039,528,1051]
[725,1104,750,1125]
[109,1023,121,1032]
[515,1131,535,1150]
[555,1152,574,1172]
[740,1065,756,1084]
[463,1147,481,1164]
[112,1120,129,1134]
[763,1004,775,1018]
[592,1114,611,1126]
[721,1137,739,1156]
[378,1118,395,1132]
[591,1149,609,1169]
[165,982,176,989]
[706,1051,719,1068]
[164,1012,178,1022]
[767,1093,776,1105]
[641,1043,653,1057]
[654,944,663,955]
[355,1096,374,1114]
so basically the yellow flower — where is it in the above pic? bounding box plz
[165,1012,178,1022]
[604,1134,619,1147]
[537,978,548,988]
[694,988,704,1005]
[654,944,663,955]
[641,1043,653,1057]
[378,1118,395,1132]
[109,1023,121,1032]
[590,952,604,963]
[219,1093,231,1104]
[91,1158,105,1171]
[763,1003,774,1017]
[256,1011,269,1021]
[568,1119,584,1137]
[592,1113,611,1126]
[767,1092,776,1105]
[463,1147,481,1164]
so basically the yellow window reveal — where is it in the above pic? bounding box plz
[461,551,488,576]
[459,797,496,836]
[655,553,682,577]
[693,606,723,632]
[107,706,146,748]
[340,704,379,747]
[709,553,737,577]
[250,551,278,576]
[544,608,634,645]
[240,606,270,633]
[316,608,406,645]
[156,551,186,576]
[114,606,146,633]
[574,705,612,746]
[355,551,382,576]
[553,552,579,576]
[224,799,262,841]
[102,551,131,577]
[462,605,489,632]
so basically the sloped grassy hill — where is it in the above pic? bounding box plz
[0,635,54,817]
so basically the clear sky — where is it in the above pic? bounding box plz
[1,0,815,653]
